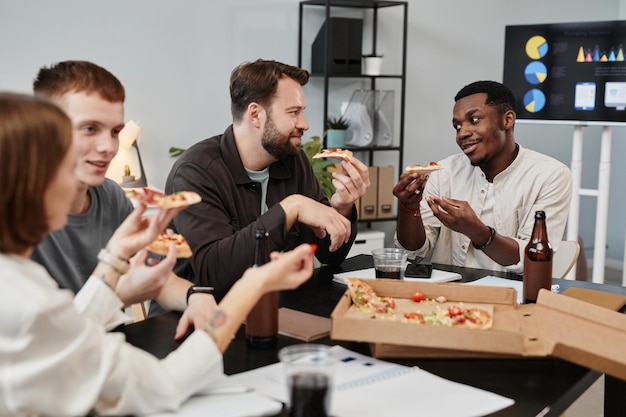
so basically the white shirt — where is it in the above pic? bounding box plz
[0,254,222,417]
[396,145,572,273]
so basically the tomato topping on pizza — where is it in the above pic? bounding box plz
[147,229,193,258]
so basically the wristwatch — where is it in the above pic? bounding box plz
[186,286,215,305]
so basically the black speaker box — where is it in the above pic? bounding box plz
[311,18,363,75]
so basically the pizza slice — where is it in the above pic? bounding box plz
[312,148,353,161]
[346,278,396,317]
[147,229,193,258]
[404,304,493,329]
[125,187,201,208]
[405,161,444,175]
[124,187,165,206]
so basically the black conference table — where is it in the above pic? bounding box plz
[121,255,626,417]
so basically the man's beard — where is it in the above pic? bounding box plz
[261,114,301,160]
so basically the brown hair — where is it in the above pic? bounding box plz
[0,93,73,254]
[33,60,125,103]
[230,59,309,122]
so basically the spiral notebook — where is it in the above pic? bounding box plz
[230,345,514,417]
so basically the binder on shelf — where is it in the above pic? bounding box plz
[360,166,378,220]
[377,165,395,218]
[311,18,363,75]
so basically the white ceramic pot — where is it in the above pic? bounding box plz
[362,56,383,75]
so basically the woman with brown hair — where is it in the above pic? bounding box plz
[0,92,315,416]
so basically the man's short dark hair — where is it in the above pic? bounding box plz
[454,80,516,115]
[230,59,309,122]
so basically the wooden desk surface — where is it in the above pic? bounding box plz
[122,255,625,417]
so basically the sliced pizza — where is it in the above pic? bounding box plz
[403,304,493,329]
[124,187,165,206]
[312,148,353,161]
[147,229,193,258]
[346,278,396,318]
[344,278,493,329]
[405,161,444,175]
[125,187,201,208]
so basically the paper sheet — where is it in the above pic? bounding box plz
[145,375,282,417]
[333,267,461,284]
[466,276,524,304]
[467,275,561,304]
[230,345,514,417]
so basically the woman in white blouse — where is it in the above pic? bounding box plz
[0,92,315,416]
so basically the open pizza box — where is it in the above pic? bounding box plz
[330,279,626,381]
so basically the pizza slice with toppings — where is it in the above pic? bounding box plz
[147,229,193,258]
[405,161,444,175]
[312,148,354,161]
[125,187,201,208]
[346,278,396,318]
[403,304,493,329]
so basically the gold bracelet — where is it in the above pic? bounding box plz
[97,249,130,274]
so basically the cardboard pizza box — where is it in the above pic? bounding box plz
[330,279,626,381]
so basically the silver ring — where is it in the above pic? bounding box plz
[414,189,421,195]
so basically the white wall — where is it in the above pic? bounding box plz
[1,0,625,270]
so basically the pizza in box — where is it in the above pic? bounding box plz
[346,278,493,330]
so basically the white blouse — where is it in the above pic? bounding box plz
[0,254,222,416]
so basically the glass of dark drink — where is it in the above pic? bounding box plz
[372,248,408,280]
[278,344,335,417]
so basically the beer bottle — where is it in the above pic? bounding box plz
[245,229,279,349]
[523,211,553,303]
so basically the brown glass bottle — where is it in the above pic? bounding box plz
[523,211,553,304]
[245,230,279,349]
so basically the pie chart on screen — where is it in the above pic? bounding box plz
[523,89,546,113]
[524,61,548,84]
[526,36,549,59]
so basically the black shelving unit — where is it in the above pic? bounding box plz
[298,0,408,224]
[298,0,407,164]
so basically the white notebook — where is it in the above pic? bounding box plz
[333,267,461,285]
[230,345,514,417]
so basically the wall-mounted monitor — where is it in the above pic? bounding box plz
[503,20,626,125]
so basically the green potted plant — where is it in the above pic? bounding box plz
[303,136,336,201]
[326,116,349,148]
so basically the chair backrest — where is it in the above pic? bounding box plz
[552,240,581,279]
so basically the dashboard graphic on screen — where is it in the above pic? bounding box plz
[503,20,626,125]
